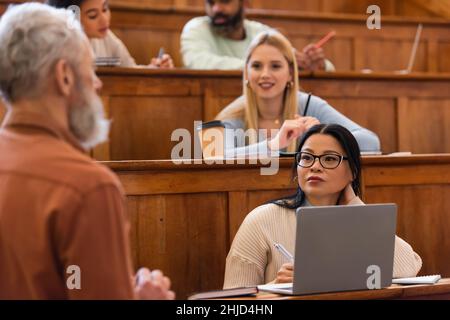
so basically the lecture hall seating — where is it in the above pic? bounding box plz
[3,1,449,72]
[2,69,450,160]
[107,1,450,72]
[107,154,450,299]
[2,0,446,17]
[1,0,450,301]
[110,0,446,17]
[94,69,450,160]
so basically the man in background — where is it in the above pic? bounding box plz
[181,0,335,71]
[0,3,174,299]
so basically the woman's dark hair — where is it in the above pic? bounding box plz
[46,0,85,9]
[272,124,362,209]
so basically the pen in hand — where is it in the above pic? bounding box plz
[152,47,166,67]
[158,47,165,60]
[274,243,294,263]
[314,30,336,49]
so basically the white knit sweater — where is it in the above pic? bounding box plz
[223,200,422,289]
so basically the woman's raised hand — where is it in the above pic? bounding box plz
[268,115,320,150]
[339,183,358,205]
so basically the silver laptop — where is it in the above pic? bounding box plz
[259,204,397,295]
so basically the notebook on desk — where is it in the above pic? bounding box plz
[258,204,397,295]
[95,57,121,67]
[187,286,258,300]
[393,275,441,285]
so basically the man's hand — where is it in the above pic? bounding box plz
[134,268,176,300]
[295,44,326,71]
[150,54,174,69]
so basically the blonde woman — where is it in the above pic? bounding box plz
[216,30,380,156]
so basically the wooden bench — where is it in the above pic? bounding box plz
[106,154,450,299]
[92,69,450,160]
[108,0,443,17]
[108,4,450,71]
[2,1,449,71]
[1,0,441,17]
[2,69,450,160]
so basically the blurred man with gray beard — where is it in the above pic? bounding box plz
[0,3,174,300]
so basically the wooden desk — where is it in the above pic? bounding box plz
[229,278,450,300]
[1,69,450,159]
[108,0,440,17]
[106,154,450,299]
[108,4,450,72]
[95,69,450,159]
[0,0,440,18]
[1,1,449,70]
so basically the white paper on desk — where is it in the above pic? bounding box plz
[392,274,441,285]
[360,151,382,156]
[257,283,294,295]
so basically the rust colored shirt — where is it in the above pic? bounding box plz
[0,109,135,299]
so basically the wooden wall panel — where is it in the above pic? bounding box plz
[248,0,320,12]
[109,96,203,160]
[126,196,140,267]
[361,39,427,72]
[202,78,243,121]
[108,0,440,17]
[326,98,398,153]
[397,0,439,18]
[321,0,395,15]
[365,184,450,277]
[247,189,296,209]
[0,0,442,18]
[127,193,229,299]
[205,95,239,121]
[438,42,450,72]
[3,70,450,159]
[397,98,450,154]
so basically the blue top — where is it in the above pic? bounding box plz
[221,92,381,157]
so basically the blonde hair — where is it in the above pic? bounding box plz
[216,30,300,152]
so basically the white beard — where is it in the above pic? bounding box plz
[68,83,110,150]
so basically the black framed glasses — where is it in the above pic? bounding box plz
[295,151,348,169]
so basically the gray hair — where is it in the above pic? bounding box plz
[0,2,87,103]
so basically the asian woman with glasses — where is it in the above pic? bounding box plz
[223,124,422,288]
